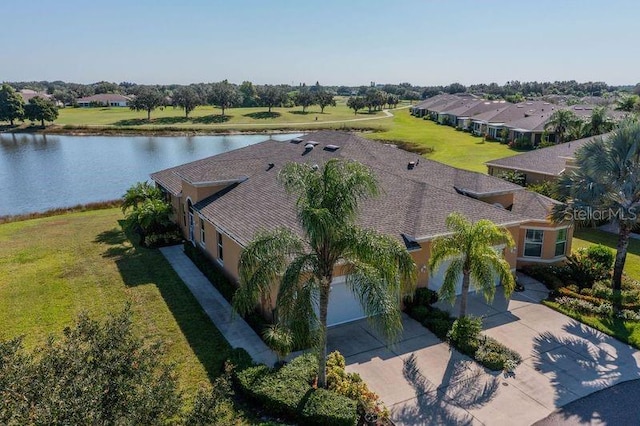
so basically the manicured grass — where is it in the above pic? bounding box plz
[364,109,519,172]
[544,301,640,349]
[53,97,396,131]
[0,208,229,398]
[544,228,640,350]
[572,228,640,279]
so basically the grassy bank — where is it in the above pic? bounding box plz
[365,109,518,172]
[0,208,229,398]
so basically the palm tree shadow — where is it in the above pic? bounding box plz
[393,353,499,425]
[531,320,640,424]
[92,223,227,382]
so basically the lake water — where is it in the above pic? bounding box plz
[0,132,300,216]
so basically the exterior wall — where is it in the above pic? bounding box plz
[516,221,573,266]
[477,192,516,208]
[487,166,556,185]
[181,182,230,205]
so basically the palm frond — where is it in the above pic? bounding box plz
[439,257,464,305]
[234,228,304,316]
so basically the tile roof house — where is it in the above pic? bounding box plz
[485,134,608,184]
[76,93,132,107]
[152,131,572,325]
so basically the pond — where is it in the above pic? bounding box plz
[0,132,300,216]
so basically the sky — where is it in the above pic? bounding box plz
[2,0,638,87]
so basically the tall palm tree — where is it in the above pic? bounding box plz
[545,109,581,144]
[553,121,640,310]
[429,213,515,317]
[585,106,615,136]
[234,159,416,388]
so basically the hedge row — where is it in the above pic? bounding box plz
[232,351,357,426]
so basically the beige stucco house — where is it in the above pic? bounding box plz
[152,131,572,326]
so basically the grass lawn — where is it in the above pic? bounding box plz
[0,208,229,399]
[542,227,640,350]
[53,97,396,131]
[364,109,519,173]
[572,228,640,279]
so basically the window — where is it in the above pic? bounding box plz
[200,218,206,246]
[555,228,567,257]
[524,229,544,257]
[217,231,223,262]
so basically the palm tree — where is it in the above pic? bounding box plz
[615,95,639,112]
[545,110,581,144]
[429,213,516,317]
[233,159,416,388]
[553,121,640,310]
[584,106,614,136]
[121,181,162,213]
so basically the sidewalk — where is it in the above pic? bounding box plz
[160,245,277,366]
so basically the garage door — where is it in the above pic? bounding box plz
[326,277,367,327]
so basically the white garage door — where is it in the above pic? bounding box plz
[326,277,367,327]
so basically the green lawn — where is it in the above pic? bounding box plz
[572,228,640,279]
[545,227,640,349]
[53,97,396,131]
[0,208,229,398]
[364,109,519,172]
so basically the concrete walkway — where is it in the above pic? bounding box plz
[335,274,640,425]
[160,245,277,366]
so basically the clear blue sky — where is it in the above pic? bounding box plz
[2,0,638,86]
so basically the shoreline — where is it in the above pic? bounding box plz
[0,123,385,137]
[0,200,122,224]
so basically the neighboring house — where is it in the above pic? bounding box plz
[485,134,607,184]
[471,101,558,141]
[152,131,572,326]
[19,89,53,102]
[76,93,132,107]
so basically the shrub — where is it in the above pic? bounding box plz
[474,336,522,371]
[447,316,482,353]
[227,347,254,372]
[262,324,293,363]
[521,264,564,291]
[409,305,430,322]
[413,287,439,306]
[584,245,615,269]
[234,353,357,426]
[564,247,612,289]
[423,317,453,340]
[143,229,182,248]
[326,351,388,423]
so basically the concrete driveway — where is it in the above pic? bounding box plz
[330,274,640,425]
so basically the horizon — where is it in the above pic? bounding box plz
[2,0,639,87]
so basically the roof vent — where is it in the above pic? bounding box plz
[291,137,304,144]
[304,143,315,150]
[407,161,416,170]
[266,163,274,171]
[306,141,319,146]
[324,144,340,151]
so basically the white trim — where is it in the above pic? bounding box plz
[521,225,570,232]
[517,256,567,264]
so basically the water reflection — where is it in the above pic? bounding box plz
[0,132,301,216]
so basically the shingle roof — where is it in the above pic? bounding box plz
[511,191,559,222]
[76,94,132,103]
[472,101,558,125]
[152,131,535,246]
[485,134,607,176]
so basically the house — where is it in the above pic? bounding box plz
[485,134,606,184]
[76,93,132,107]
[151,131,572,326]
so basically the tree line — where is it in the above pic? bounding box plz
[0,84,58,126]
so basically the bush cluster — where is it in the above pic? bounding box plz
[521,264,565,291]
[233,352,357,426]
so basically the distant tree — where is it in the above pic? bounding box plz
[386,93,400,109]
[92,81,121,94]
[208,80,241,116]
[257,85,287,113]
[239,80,258,107]
[0,84,25,125]
[173,86,202,118]
[24,96,58,127]
[346,96,365,114]
[364,89,386,113]
[615,94,639,112]
[316,91,336,113]
[293,89,315,112]
[336,86,352,96]
[445,82,467,94]
[129,86,164,120]
[633,83,640,96]
[544,109,581,144]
